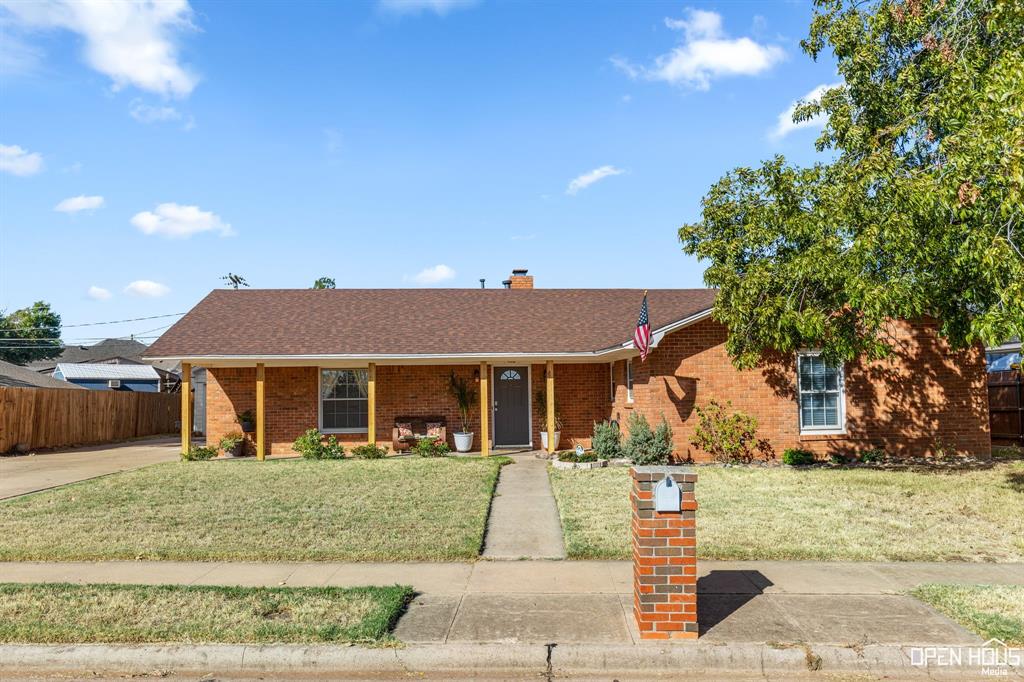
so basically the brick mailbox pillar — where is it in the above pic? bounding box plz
[631,465,698,640]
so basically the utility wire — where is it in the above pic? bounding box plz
[0,312,185,332]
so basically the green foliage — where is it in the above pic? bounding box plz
[680,0,1024,368]
[181,445,217,461]
[622,413,673,465]
[591,420,622,460]
[351,444,388,459]
[0,301,62,365]
[782,448,816,466]
[689,400,771,463]
[447,371,477,433]
[412,438,450,458]
[859,448,885,463]
[218,432,245,452]
[292,429,345,460]
[534,388,563,430]
[312,277,336,289]
[557,450,599,463]
[830,452,848,465]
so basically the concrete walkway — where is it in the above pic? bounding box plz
[3,559,1021,646]
[0,437,179,500]
[482,454,566,559]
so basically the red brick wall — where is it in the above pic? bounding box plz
[614,317,990,461]
[204,318,989,460]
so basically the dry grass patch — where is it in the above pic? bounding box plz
[549,462,1024,561]
[0,583,411,644]
[911,584,1024,646]
[0,458,507,561]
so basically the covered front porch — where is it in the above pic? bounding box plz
[182,358,625,460]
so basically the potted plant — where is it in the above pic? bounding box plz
[447,371,477,453]
[236,410,255,433]
[219,432,245,458]
[535,388,563,451]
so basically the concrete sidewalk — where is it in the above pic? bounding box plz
[3,559,1020,646]
[482,454,566,559]
[0,437,179,500]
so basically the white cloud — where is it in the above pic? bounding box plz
[131,202,234,238]
[1,0,199,97]
[124,280,170,297]
[408,264,456,285]
[566,165,624,196]
[378,0,477,16]
[0,32,43,75]
[770,82,842,140]
[54,194,104,213]
[87,285,111,300]
[129,99,181,123]
[0,143,43,176]
[613,8,784,90]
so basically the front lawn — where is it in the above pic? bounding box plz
[549,462,1024,562]
[0,458,507,561]
[911,584,1024,646]
[0,583,411,644]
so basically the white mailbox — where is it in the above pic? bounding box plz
[654,475,681,513]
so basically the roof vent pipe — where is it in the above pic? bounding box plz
[502,279,512,289]
[479,279,486,289]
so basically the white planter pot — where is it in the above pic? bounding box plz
[453,432,474,453]
[540,431,561,451]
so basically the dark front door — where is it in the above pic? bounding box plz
[493,366,530,446]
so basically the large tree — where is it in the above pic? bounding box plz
[680,0,1023,368]
[0,301,63,365]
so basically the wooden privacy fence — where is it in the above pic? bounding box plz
[988,370,1023,446]
[0,386,178,453]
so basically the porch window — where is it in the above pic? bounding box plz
[320,369,368,432]
[626,359,634,403]
[797,353,845,433]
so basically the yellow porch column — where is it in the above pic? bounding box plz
[479,361,489,456]
[546,360,555,454]
[180,362,191,455]
[367,363,376,446]
[256,363,266,461]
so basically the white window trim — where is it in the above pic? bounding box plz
[318,368,369,434]
[796,351,846,435]
[626,359,634,403]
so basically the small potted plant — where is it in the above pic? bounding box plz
[535,389,563,451]
[219,432,245,458]
[447,371,477,453]
[236,410,255,434]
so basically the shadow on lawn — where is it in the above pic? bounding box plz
[697,570,773,636]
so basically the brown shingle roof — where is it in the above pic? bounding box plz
[143,288,716,358]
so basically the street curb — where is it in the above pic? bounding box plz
[0,642,1020,678]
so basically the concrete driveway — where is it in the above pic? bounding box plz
[0,437,179,500]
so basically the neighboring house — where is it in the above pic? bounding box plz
[0,359,86,390]
[53,363,161,392]
[30,338,181,389]
[143,269,990,461]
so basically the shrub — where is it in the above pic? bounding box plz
[782,448,816,466]
[622,413,673,465]
[689,399,771,464]
[292,428,345,460]
[591,420,622,460]
[218,432,245,452]
[181,445,217,461]
[412,437,450,458]
[829,452,848,465]
[859,448,884,463]
[557,450,598,463]
[351,444,388,460]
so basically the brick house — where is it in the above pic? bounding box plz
[143,269,990,461]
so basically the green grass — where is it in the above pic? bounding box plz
[549,462,1024,562]
[0,583,411,644]
[0,457,508,561]
[911,584,1024,645]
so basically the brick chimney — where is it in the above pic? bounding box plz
[509,268,533,289]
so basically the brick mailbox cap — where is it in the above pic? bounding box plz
[631,465,697,482]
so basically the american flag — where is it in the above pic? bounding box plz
[634,291,651,361]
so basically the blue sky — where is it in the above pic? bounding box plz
[1,0,837,344]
